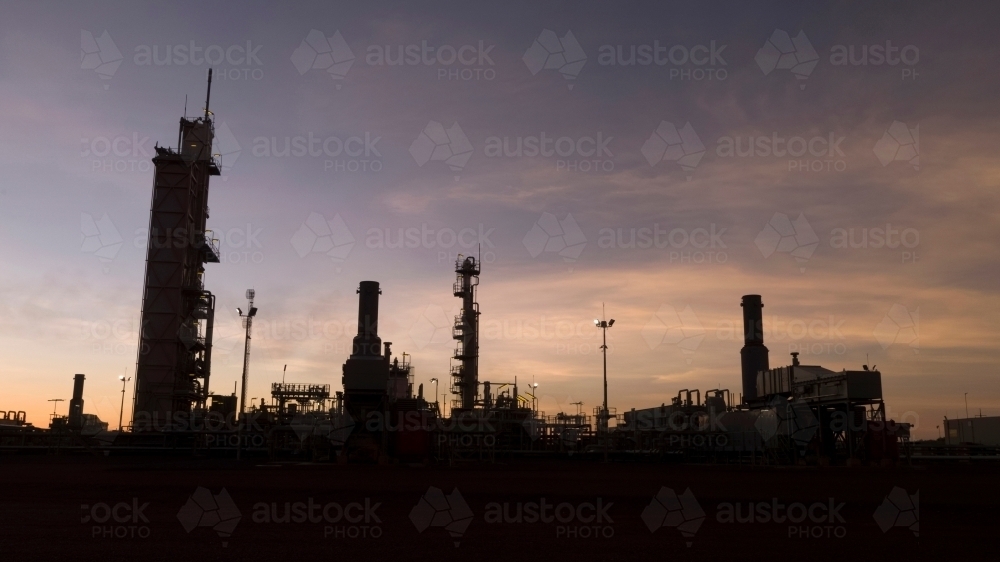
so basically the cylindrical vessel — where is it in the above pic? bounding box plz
[69,374,85,428]
[740,295,768,402]
[353,281,382,357]
[741,294,764,344]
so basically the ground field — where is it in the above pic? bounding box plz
[0,455,995,561]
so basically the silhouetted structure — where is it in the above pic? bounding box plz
[740,294,769,403]
[451,255,480,411]
[68,374,85,429]
[132,71,220,429]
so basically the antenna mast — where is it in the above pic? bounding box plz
[204,68,213,120]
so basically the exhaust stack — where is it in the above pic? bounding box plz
[69,374,85,429]
[352,281,382,357]
[740,295,769,402]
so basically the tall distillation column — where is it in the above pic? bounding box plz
[132,71,221,429]
[451,256,480,411]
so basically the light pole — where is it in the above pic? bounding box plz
[237,289,258,461]
[430,378,439,412]
[594,305,614,461]
[964,393,969,419]
[531,383,539,415]
[118,374,131,431]
[48,398,64,421]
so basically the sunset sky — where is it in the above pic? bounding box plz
[1,0,998,439]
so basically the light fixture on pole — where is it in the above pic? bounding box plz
[48,398,64,421]
[118,373,131,431]
[430,378,439,412]
[237,289,257,461]
[594,304,614,462]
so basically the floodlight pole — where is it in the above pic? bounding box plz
[430,378,439,413]
[237,289,256,461]
[595,304,614,463]
[118,373,131,431]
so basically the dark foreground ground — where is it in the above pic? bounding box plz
[0,455,996,561]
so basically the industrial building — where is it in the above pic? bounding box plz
[944,416,1000,447]
[2,80,992,466]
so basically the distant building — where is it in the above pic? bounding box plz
[944,416,1000,446]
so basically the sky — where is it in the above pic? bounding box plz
[1,0,998,439]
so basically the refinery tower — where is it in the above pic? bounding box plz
[132,71,221,429]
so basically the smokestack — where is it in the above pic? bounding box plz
[740,295,769,402]
[352,281,382,357]
[69,374,85,429]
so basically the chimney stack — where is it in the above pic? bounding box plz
[69,374,85,429]
[352,281,382,358]
[740,295,769,402]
